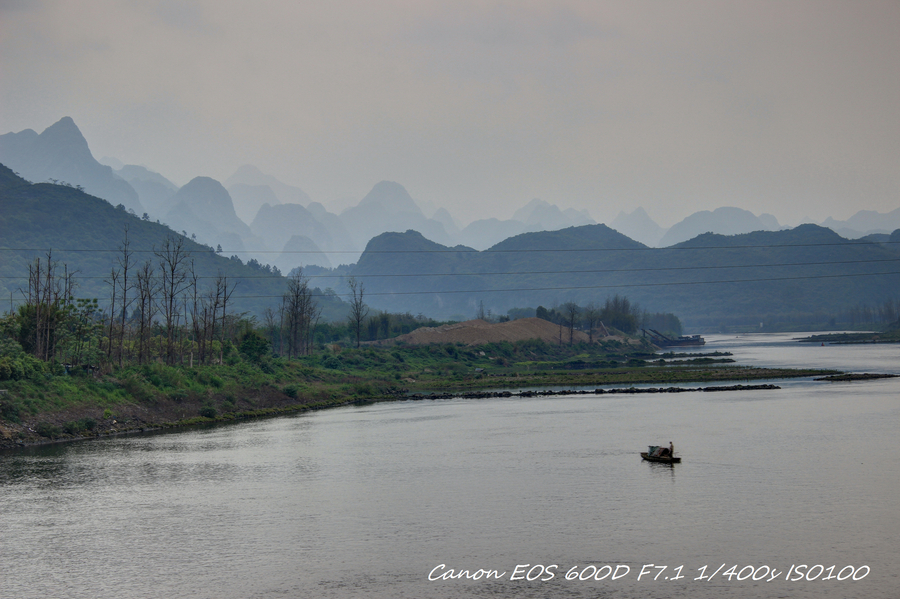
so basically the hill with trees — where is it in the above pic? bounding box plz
[0,164,346,322]
[343,223,900,329]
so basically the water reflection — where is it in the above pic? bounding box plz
[0,335,898,598]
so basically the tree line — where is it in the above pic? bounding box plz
[529,295,683,343]
[1,230,325,376]
[0,230,462,380]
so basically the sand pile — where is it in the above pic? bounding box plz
[380,317,594,346]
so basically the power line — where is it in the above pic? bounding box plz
[223,269,900,300]
[1,239,897,255]
[0,257,897,282]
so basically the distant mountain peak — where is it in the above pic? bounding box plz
[0,116,143,213]
[232,164,265,178]
[610,206,666,247]
[512,198,551,222]
[432,207,461,232]
[40,116,91,155]
[181,175,225,193]
[45,115,78,132]
[225,164,311,206]
[658,206,779,247]
[357,180,421,214]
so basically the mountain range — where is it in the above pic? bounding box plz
[3,116,900,329]
[340,224,900,326]
[2,159,899,330]
[4,117,897,268]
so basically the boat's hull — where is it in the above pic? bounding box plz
[640,452,681,464]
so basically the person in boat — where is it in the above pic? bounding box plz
[651,442,675,458]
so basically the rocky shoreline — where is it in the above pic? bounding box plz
[814,373,899,381]
[408,383,781,400]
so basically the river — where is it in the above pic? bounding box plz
[1,333,898,598]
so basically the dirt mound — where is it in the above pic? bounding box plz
[381,317,594,346]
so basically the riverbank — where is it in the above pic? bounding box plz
[0,341,840,450]
[797,330,900,344]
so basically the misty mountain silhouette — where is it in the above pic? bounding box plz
[340,180,452,248]
[658,206,780,247]
[0,117,143,213]
[610,207,667,247]
[229,183,282,225]
[250,202,333,270]
[822,208,900,239]
[163,176,252,247]
[116,164,178,218]
[512,198,594,229]
[276,235,333,272]
[226,164,312,206]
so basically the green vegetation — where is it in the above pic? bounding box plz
[0,333,837,448]
[0,163,866,449]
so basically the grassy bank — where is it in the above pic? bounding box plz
[0,339,839,449]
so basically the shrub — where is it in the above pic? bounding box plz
[0,401,21,423]
[0,354,46,381]
[122,375,155,403]
[199,406,217,418]
[321,356,341,370]
[35,422,61,438]
[239,330,271,362]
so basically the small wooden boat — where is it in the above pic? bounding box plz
[642,444,680,463]
[640,452,681,464]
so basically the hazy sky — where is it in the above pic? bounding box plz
[2,1,898,227]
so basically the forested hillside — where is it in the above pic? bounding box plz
[345,224,900,328]
[5,160,900,331]
[0,164,346,321]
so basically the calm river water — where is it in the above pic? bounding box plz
[1,333,898,598]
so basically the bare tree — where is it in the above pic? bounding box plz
[116,224,134,367]
[263,307,280,351]
[104,267,120,362]
[23,252,67,361]
[187,262,199,365]
[155,235,191,365]
[347,277,369,348]
[200,285,220,363]
[218,273,236,363]
[563,302,580,345]
[134,260,158,365]
[283,269,319,357]
[583,302,600,343]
